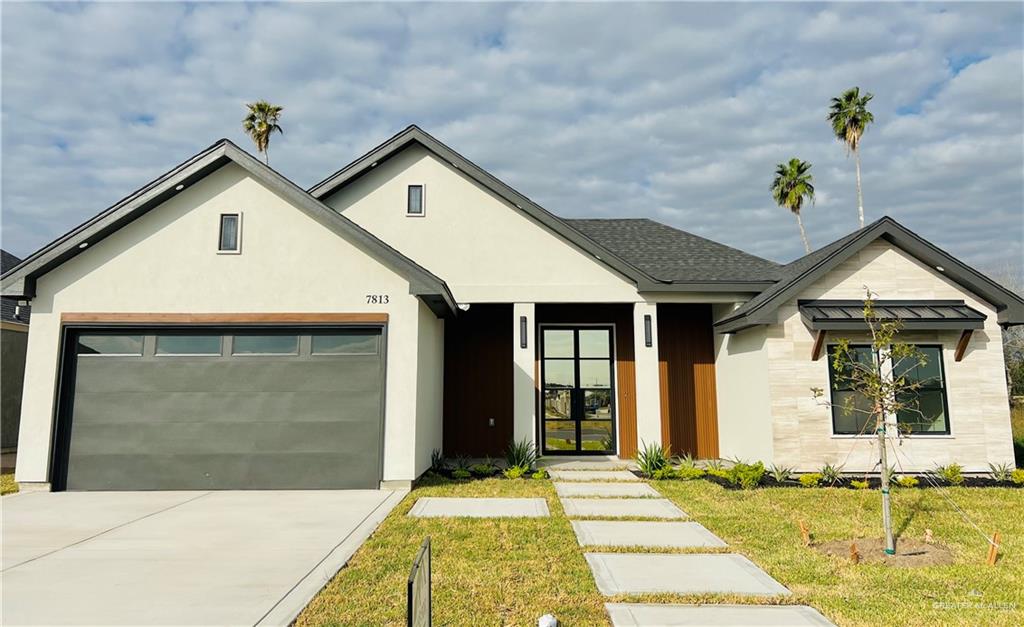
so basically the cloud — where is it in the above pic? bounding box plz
[1,1,1021,274]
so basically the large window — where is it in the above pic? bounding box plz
[827,344,951,436]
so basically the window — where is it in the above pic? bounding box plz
[895,346,950,434]
[311,331,379,355]
[827,345,877,435]
[219,213,240,252]
[155,334,221,356]
[232,334,298,355]
[407,185,424,216]
[77,334,144,356]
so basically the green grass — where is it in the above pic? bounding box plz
[1,473,17,495]
[655,481,1024,627]
[296,475,607,626]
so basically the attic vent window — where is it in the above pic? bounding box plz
[218,213,241,253]
[407,185,424,216]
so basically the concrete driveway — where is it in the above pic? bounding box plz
[1,489,405,626]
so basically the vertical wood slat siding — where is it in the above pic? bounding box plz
[657,304,720,459]
[443,304,513,456]
[535,304,637,458]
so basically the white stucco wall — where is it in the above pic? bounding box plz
[15,163,437,485]
[323,144,640,304]
[413,300,445,477]
[764,241,1014,472]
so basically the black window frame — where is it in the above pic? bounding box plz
[827,344,877,436]
[894,345,951,436]
[218,213,241,252]
[406,185,425,217]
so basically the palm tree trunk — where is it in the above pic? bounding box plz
[795,212,811,253]
[264,144,270,166]
[855,148,864,228]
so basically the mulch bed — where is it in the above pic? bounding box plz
[814,537,955,567]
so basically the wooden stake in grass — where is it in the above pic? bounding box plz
[849,542,860,564]
[987,532,1001,566]
[799,520,811,546]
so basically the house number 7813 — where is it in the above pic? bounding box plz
[366,294,389,304]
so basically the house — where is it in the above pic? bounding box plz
[1,249,31,471]
[2,126,1021,491]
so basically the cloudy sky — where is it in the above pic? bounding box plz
[2,2,1022,274]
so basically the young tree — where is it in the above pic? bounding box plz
[771,158,815,254]
[828,87,874,228]
[242,100,284,165]
[811,289,932,555]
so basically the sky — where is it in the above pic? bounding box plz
[2,2,1022,275]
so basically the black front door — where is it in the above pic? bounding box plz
[541,326,616,454]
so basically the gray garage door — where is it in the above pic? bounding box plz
[57,327,385,491]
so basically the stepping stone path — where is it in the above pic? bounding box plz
[409,497,549,518]
[554,464,836,626]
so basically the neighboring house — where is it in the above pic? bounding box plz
[1,249,31,471]
[2,126,1021,491]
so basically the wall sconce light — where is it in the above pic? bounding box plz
[519,316,528,349]
[644,314,653,347]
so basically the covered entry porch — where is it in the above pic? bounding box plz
[440,302,720,460]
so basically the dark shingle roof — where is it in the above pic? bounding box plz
[564,218,782,284]
[1,250,30,324]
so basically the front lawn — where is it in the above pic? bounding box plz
[1,473,17,495]
[295,475,607,626]
[656,481,1023,627]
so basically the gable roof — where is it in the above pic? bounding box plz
[565,218,781,286]
[311,125,767,292]
[1,250,30,325]
[715,216,1024,332]
[0,139,456,317]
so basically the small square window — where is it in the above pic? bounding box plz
[219,213,240,252]
[407,185,424,216]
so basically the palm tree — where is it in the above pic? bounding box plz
[828,87,874,228]
[771,158,815,254]
[242,100,284,165]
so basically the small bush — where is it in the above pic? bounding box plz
[505,438,537,471]
[503,466,526,480]
[934,463,964,486]
[989,462,1014,483]
[726,461,766,490]
[850,479,870,490]
[705,459,725,472]
[819,463,845,486]
[637,441,671,478]
[651,466,678,480]
[531,469,548,480]
[676,465,705,481]
[452,469,472,480]
[453,455,471,473]
[430,449,447,474]
[470,463,498,477]
[678,453,697,468]
[895,475,920,488]
[1011,468,1024,486]
[769,464,794,483]
[799,473,822,488]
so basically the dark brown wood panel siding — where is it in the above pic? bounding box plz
[657,304,720,459]
[536,304,637,458]
[443,304,513,456]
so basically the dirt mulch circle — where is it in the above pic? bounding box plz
[815,537,954,567]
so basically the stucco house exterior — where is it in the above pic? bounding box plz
[3,126,1021,491]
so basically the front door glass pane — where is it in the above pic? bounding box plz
[578,329,610,358]
[544,359,575,388]
[545,421,577,451]
[544,390,572,420]
[579,360,611,388]
[584,389,613,419]
[580,420,614,451]
[543,329,575,358]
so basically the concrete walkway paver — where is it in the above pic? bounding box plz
[548,469,639,482]
[561,497,688,519]
[554,482,659,498]
[606,603,835,626]
[409,497,549,518]
[572,520,727,548]
[584,553,791,596]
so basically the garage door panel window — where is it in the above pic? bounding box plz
[77,334,144,356]
[155,335,222,356]
[311,332,379,355]
[232,334,299,355]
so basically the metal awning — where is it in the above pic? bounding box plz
[799,300,986,331]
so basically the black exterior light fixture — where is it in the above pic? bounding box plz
[644,314,653,347]
[519,316,528,349]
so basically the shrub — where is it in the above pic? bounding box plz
[934,463,964,486]
[505,438,537,472]
[676,465,705,481]
[895,475,919,488]
[678,453,697,468]
[453,455,471,473]
[799,473,822,488]
[726,461,766,490]
[705,459,725,472]
[637,441,671,478]
[503,466,526,480]
[989,462,1014,483]
[651,466,678,480]
[429,449,447,474]
[850,479,870,490]
[531,469,548,480]
[819,463,845,486]
[1011,468,1024,486]
[452,469,472,480]
[470,462,498,477]
[769,464,794,483]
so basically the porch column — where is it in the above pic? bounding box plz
[512,303,537,446]
[633,302,663,449]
